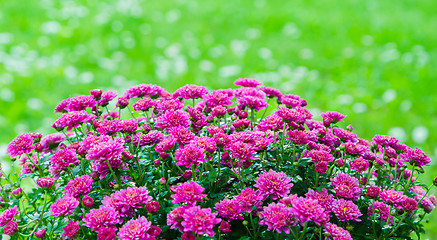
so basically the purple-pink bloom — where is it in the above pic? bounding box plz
[155,98,184,112]
[204,90,234,108]
[305,150,334,163]
[259,203,293,234]
[402,197,418,211]
[63,175,93,199]
[380,189,407,208]
[175,144,206,168]
[118,216,152,240]
[49,148,80,179]
[167,206,188,232]
[258,113,284,131]
[181,206,221,237]
[132,98,156,111]
[287,129,317,145]
[305,188,334,211]
[96,119,122,135]
[368,201,393,224]
[215,199,243,220]
[170,181,207,206]
[366,186,381,198]
[254,169,293,200]
[331,199,362,221]
[118,187,153,209]
[260,86,282,98]
[3,221,18,235]
[97,227,116,240]
[49,197,79,217]
[155,110,191,130]
[350,157,369,172]
[52,111,94,131]
[7,133,36,158]
[321,111,346,125]
[290,197,328,225]
[330,173,361,201]
[234,78,262,87]
[235,187,261,212]
[63,220,79,238]
[123,84,166,99]
[324,223,353,240]
[65,95,96,111]
[237,96,268,111]
[98,91,118,107]
[83,206,120,231]
[132,130,164,147]
[155,137,176,158]
[0,206,20,227]
[228,141,255,162]
[173,84,209,99]
[372,135,399,147]
[406,147,431,166]
[40,133,66,151]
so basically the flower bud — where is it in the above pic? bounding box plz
[122,151,134,161]
[145,201,160,213]
[238,110,248,119]
[12,188,23,198]
[117,97,129,109]
[90,89,103,100]
[434,176,437,187]
[183,170,192,179]
[35,229,46,239]
[366,186,381,198]
[242,220,249,226]
[4,221,18,235]
[181,232,196,240]
[153,159,161,166]
[219,221,231,233]
[335,158,345,167]
[159,178,166,184]
[82,195,94,208]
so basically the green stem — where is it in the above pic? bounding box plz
[106,159,121,186]
[387,212,408,237]
[403,163,415,194]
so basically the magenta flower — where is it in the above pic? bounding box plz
[332,128,357,142]
[123,84,166,99]
[406,147,431,166]
[350,157,369,172]
[167,206,188,232]
[215,199,243,220]
[254,169,293,200]
[132,130,164,147]
[155,98,185,112]
[120,119,138,133]
[258,113,284,131]
[7,133,36,158]
[96,119,122,135]
[132,98,156,111]
[305,188,334,211]
[366,186,381,198]
[259,203,293,234]
[372,135,399,147]
[170,181,207,206]
[0,206,20,227]
[155,110,191,129]
[97,91,118,107]
[118,216,152,240]
[97,227,116,240]
[168,127,195,145]
[52,111,94,131]
[380,189,406,208]
[83,206,120,231]
[49,197,79,217]
[181,206,221,237]
[192,136,218,153]
[287,129,317,145]
[330,173,361,200]
[290,197,328,225]
[175,144,206,168]
[62,220,79,238]
[276,107,304,124]
[368,201,393,224]
[64,175,93,199]
[204,90,234,108]
[155,137,176,158]
[320,111,346,125]
[174,84,209,99]
[228,141,255,162]
[35,228,46,239]
[65,95,96,111]
[237,96,268,111]
[305,150,334,163]
[234,78,262,87]
[235,187,261,212]
[118,187,153,209]
[331,199,362,221]
[260,86,282,98]
[145,201,160,213]
[49,148,79,179]
[40,133,66,151]
[402,197,418,211]
[3,221,18,235]
[324,223,353,240]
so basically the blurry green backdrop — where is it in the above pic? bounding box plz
[1,0,436,238]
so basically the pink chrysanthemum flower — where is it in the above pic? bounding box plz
[98,91,118,107]
[305,150,335,163]
[97,227,116,240]
[118,187,153,209]
[402,197,418,211]
[118,216,152,240]
[63,175,93,199]
[380,189,406,208]
[228,141,255,162]
[237,96,268,111]
[330,173,361,201]
[286,129,317,145]
[40,133,66,151]
[168,127,195,145]
[7,133,36,158]
[281,96,302,109]
[234,78,262,87]
[406,147,431,166]
[54,98,70,112]
[155,98,184,113]
[204,90,234,108]
[0,206,20,227]
[167,206,188,232]
[372,135,399,147]
[215,199,243,220]
[96,119,122,135]
[63,220,79,238]
[260,86,282,98]
[155,137,176,158]
[49,197,79,217]
[123,84,166,99]
[342,142,368,156]
[170,181,207,206]
[290,197,328,225]
[181,206,221,237]
[258,113,284,131]
[192,136,218,154]
[155,110,191,129]
[52,111,94,131]
[350,157,369,172]
[366,186,381,198]
[320,111,346,125]
[368,201,393,224]
[37,177,54,189]
[3,221,18,235]
[174,84,209,99]
[83,206,120,231]
[132,98,156,112]
[102,191,134,218]
[49,148,79,179]
[254,169,293,200]
[175,144,206,168]
[333,128,357,142]
[305,188,334,211]
[120,119,138,133]
[259,202,293,234]
[65,95,96,111]
[132,130,164,147]
[324,223,353,240]
[331,199,362,221]
[235,187,261,212]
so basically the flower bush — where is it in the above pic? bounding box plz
[1,79,436,240]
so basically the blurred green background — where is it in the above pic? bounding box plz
[1,0,436,238]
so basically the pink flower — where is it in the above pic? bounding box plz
[155,110,191,130]
[170,181,207,206]
[204,90,234,108]
[123,84,166,99]
[305,150,334,163]
[191,136,218,154]
[97,227,116,240]
[368,201,393,224]
[175,144,206,168]
[331,199,362,221]
[133,98,156,111]
[118,216,152,240]
[254,169,293,200]
[98,91,118,107]
[219,221,231,233]
[380,189,406,208]
[333,128,357,142]
[320,111,346,125]
[259,203,293,234]
[52,111,94,131]
[155,137,176,158]
[372,135,399,147]
[83,195,94,208]
[35,228,46,239]
[287,129,317,145]
[64,175,93,198]
[350,157,369,172]
[0,206,20,227]
[65,95,96,111]
[237,96,268,111]
[276,107,304,124]
[181,206,221,237]
[40,133,66,151]
[315,161,328,173]
[132,131,164,147]
[406,147,431,166]
[234,78,262,87]
[167,206,188,232]
[330,173,361,200]
[83,206,120,231]
[7,133,36,157]
[215,199,243,220]
[324,223,353,240]
[290,197,328,225]
[96,119,122,135]
[173,84,209,99]
[305,188,334,211]
[168,127,195,145]
[49,197,79,217]
[118,187,153,209]
[402,197,418,211]
[228,141,255,163]
[120,119,138,133]
[3,221,18,235]
[155,98,184,112]
[49,148,80,179]
[366,186,381,198]
[63,220,79,238]
[260,86,282,98]
[235,187,261,212]
[145,201,160,213]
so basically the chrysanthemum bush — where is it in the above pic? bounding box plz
[1,79,436,240]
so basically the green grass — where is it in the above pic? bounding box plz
[1,0,436,237]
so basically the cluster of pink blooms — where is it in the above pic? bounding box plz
[2,78,436,239]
